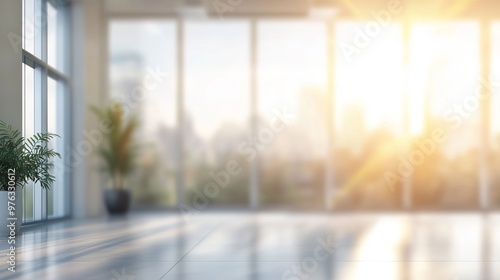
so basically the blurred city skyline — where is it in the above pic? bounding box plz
[106,18,500,211]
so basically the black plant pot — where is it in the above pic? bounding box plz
[104,189,131,215]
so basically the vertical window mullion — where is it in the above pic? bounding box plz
[326,19,335,210]
[250,18,258,209]
[59,81,67,216]
[176,18,185,206]
[41,66,48,221]
[33,63,44,221]
[41,0,49,221]
[63,80,71,217]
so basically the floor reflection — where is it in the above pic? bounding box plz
[0,213,498,279]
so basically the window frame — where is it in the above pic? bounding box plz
[22,0,72,224]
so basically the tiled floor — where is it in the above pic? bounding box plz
[0,212,499,279]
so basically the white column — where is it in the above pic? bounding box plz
[325,19,335,210]
[402,17,412,209]
[249,19,259,209]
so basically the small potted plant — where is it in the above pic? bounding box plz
[0,120,60,236]
[92,102,138,215]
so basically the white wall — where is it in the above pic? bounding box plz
[71,0,107,218]
[0,0,22,130]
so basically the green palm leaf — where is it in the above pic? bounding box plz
[0,120,60,191]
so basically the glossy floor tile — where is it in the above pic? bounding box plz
[0,212,499,279]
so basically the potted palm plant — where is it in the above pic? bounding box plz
[92,102,138,215]
[0,120,60,236]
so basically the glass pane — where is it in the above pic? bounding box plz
[109,20,177,207]
[23,64,35,222]
[47,0,68,72]
[333,22,404,210]
[184,20,250,206]
[258,20,327,209]
[409,22,480,209]
[47,76,67,218]
[23,0,35,54]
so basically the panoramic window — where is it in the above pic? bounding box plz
[105,18,489,211]
[22,0,71,222]
[108,20,178,207]
[408,22,480,209]
[257,20,328,209]
[333,22,404,210]
[184,20,251,206]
